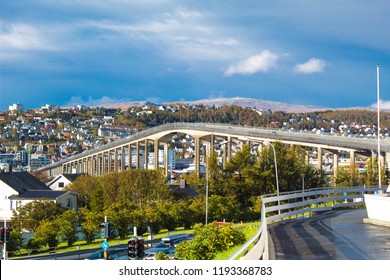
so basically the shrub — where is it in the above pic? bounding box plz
[175,222,245,260]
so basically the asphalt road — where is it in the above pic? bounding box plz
[268,209,390,260]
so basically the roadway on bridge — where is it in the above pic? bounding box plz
[269,209,390,260]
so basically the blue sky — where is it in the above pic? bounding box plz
[1,0,389,111]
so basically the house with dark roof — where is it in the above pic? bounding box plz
[0,172,78,224]
[47,173,86,190]
[168,179,199,199]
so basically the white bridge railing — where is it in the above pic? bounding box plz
[228,185,386,260]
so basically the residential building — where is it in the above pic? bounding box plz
[47,173,85,190]
[28,153,51,171]
[8,103,23,113]
[0,172,78,224]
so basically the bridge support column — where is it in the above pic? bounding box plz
[135,141,140,169]
[164,143,169,177]
[96,154,101,176]
[120,146,124,171]
[127,144,131,170]
[102,151,106,174]
[227,136,232,163]
[317,147,323,172]
[154,140,159,170]
[144,139,149,170]
[88,156,93,175]
[350,150,355,168]
[333,152,339,186]
[113,148,118,172]
[195,136,200,176]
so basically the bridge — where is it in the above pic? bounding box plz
[39,122,390,178]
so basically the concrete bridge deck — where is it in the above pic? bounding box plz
[269,209,390,260]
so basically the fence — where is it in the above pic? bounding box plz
[228,185,386,260]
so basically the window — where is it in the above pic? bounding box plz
[58,182,64,188]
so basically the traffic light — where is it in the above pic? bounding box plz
[5,228,12,242]
[128,237,137,259]
[0,227,12,243]
[136,238,145,259]
[100,223,106,238]
[106,222,111,238]
[0,228,4,243]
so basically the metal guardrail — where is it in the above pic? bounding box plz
[228,185,386,260]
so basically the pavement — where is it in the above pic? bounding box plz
[268,209,390,260]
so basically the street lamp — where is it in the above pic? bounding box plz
[264,141,280,214]
[206,140,229,225]
[377,64,382,189]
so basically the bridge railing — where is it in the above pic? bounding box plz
[228,185,386,260]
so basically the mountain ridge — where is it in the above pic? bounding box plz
[92,97,376,113]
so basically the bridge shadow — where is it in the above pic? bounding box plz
[269,210,369,260]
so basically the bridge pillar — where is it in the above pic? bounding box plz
[135,141,140,169]
[333,152,339,186]
[350,150,355,167]
[195,136,200,176]
[93,155,97,176]
[154,140,159,170]
[88,156,92,175]
[96,154,101,176]
[164,143,169,177]
[227,136,232,163]
[144,139,149,170]
[102,152,106,174]
[317,147,323,171]
[127,144,131,170]
[113,148,117,171]
[120,146,124,171]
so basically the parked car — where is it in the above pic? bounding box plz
[85,248,128,260]
[143,233,193,260]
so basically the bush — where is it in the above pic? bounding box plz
[175,222,245,260]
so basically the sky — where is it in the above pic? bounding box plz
[1,0,390,111]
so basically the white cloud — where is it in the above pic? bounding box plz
[224,50,278,76]
[0,23,59,52]
[371,100,390,110]
[294,58,326,74]
[64,96,134,107]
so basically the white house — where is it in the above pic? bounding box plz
[47,173,85,190]
[0,172,78,224]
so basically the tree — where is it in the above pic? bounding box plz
[11,200,65,232]
[104,204,135,238]
[336,164,361,186]
[79,208,102,244]
[32,219,60,249]
[57,210,79,246]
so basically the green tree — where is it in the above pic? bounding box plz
[104,204,135,238]
[11,200,65,232]
[336,164,361,186]
[79,208,102,244]
[32,219,60,249]
[6,229,24,256]
[57,210,79,246]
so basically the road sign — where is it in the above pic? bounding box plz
[102,241,109,250]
